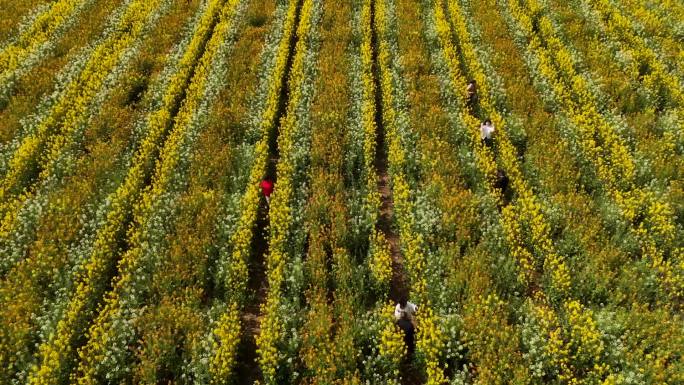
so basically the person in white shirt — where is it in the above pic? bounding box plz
[480,119,495,147]
[394,297,418,323]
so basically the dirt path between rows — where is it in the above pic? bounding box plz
[370,1,420,384]
[233,0,304,383]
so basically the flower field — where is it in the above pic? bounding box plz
[0,0,682,384]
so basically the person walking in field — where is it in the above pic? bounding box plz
[396,311,416,356]
[260,177,274,205]
[466,79,478,111]
[480,119,495,147]
[394,296,418,323]
[494,168,511,207]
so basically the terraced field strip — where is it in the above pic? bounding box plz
[0,0,98,102]
[25,0,247,382]
[500,0,683,305]
[0,3,198,383]
[0,0,171,253]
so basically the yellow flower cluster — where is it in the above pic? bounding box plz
[510,0,682,302]
[529,296,572,380]
[378,302,406,365]
[527,297,609,384]
[370,230,393,289]
[211,0,305,382]
[619,0,684,48]
[0,0,86,81]
[416,307,447,385]
[564,300,606,369]
[209,305,241,384]
[71,1,243,383]
[0,0,165,239]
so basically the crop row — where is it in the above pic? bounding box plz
[295,2,396,382]
[572,0,684,115]
[296,1,358,380]
[254,0,323,382]
[367,0,452,383]
[600,0,684,74]
[356,0,384,287]
[418,0,617,382]
[426,0,683,381]
[344,2,410,383]
[465,0,683,381]
[206,0,311,382]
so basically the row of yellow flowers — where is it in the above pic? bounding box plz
[432,0,608,382]
[298,1,363,378]
[255,0,321,381]
[357,0,389,295]
[507,0,683,303]
[71,1,244,383]
[209,0,309,382]
[0,0,91,99]
[0,0,169,246]
[514,0,635,190]
[24,0,234,382]
[374,0,447,383]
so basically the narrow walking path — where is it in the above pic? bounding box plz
[234,199,269,384]
[233,0,304,382]
[374,131,407,304]
[370,0,407,308]
[369,1,420,384]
